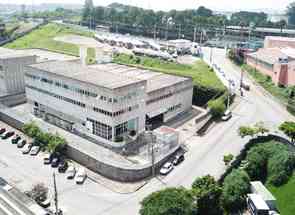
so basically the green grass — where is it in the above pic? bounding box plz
[86,47,96,65]
[268,174,295,215]
[4,23,94,56]
[113,54,225,92]
[241,64,292,104]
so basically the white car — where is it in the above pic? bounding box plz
[75,167,87,184]
[222,110,232,121]
[160,162,174,175]
[66,166,76,179]
[30,146,40,156]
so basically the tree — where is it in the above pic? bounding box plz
[192,175,223,215]
[244,146,268,182]
[208,98,226,118]
[279,121,295,143]
[267,151,295,186]
[287,2,295,25]
[140,187,197,215]
[25,183,48,203]
[82,0,94,22]
[196,6,213,17]
[47,133,67,154]
[22,122,41,138]
[230,11,267,26]
[254,122,269,135]
[221,170,250,212]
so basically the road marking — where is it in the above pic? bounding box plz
[0,193,26,215]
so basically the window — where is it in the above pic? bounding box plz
[0,65,3,71]
[87,118,112,140]
[115,122,128,137]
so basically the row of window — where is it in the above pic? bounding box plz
[165,103,182,114]
[26,73,139,104]
[27,85,139,118]
[26,73,98,98]
[147,85,192,105]
[27,85,86,108]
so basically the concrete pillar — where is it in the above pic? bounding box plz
[79,46,88,66]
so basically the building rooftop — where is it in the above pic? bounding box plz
[247,48,288,65]
[247,194,270,210]
[0,48,34,60]
[265,36,295,42]
[250,181,276,201]
[28,60,145,89]
[90,63,190,93]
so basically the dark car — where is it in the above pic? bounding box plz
[58,160,68,173]
[0,128,6,135]
[11,135,21,144]
[173,154,185,166]
[51,157,60,168]
[17,139,26,148]
[2,131,15,140]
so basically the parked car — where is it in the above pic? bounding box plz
[75,167,87,184]
[173,154,185,166]
[17,140,26,148]
[30,146,40,156]
[2,131,15,140]
[38,198,51,208]
[11,135,21,144]
[43,153,54,165]
[66,166,76,179]
[241,81,250,91]
[51,157,60,168]
[58,160,68,173]
[22,144,32,154]
[221,110,232,121]
[0,128,6,135]
[160,162,174,175]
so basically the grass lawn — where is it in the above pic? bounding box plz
[113,54,225,92]
[86,47,96,65]
[241,64,292,104]
[4,23,94,56]
[267,174,295,215]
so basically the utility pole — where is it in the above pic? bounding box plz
[53,172,61,215]
[146,124,155,177]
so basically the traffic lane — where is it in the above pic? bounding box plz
[0,122,126,215]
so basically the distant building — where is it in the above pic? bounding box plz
[25,61,193,146]
[245,36,295,86]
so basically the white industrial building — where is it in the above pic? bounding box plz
[24,60,193,146]
[0,52,36,95]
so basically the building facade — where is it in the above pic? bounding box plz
[0,54,36,95]
[25,61,193,146]
[245,37,295,86]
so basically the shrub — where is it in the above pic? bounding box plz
[223,154,234,166]
[221,169,250,212]
[267,151,295,186]
[208,98,226,118]
[140,187,197,215]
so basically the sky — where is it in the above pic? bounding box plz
[1,0,293,12]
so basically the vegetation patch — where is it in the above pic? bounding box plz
[113,54,226,106]
[4,23,94,56]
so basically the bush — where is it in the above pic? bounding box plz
[208,98,226,118]
[244,147,268,182]
[223,154,234,166]
[267,151,295,186]
[221,169,250,212]
[140,187,197,215]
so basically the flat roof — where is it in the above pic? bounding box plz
[28,61,144,89]
[0,48,34,60]
[90,63,190,93]
[250,181,276,201]
[247,48,287,65]
[265,36,295,42]
[247,194,270,210]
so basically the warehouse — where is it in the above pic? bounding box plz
[24,61,193,146]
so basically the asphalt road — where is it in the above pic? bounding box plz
[1,48,294,215]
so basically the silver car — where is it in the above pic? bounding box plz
[30,146,40,156]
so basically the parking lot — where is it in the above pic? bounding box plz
[0,121,131,215]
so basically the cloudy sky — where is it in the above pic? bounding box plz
[2,0,293,12]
